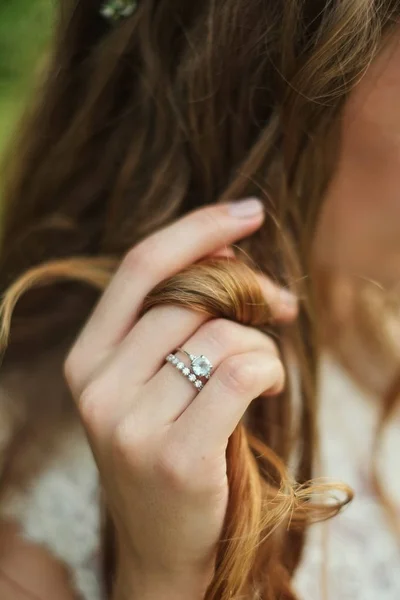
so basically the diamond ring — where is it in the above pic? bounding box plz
[176,347,213,379]
[165,349,213,392]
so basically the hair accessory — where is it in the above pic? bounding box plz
[100,0,138,22]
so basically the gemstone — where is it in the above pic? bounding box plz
[194,380,203,389]
[191,355,212,378]
[182,367,190,376]
[166,354,174,361]
[188,373,196,382]
[172,357,179,365]
[176,362,184,370]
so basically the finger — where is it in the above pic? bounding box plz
[131,319,278,428]
[83,271,294,396]
[211,246,298,322]
[72,305,210,398]
[72,199,265,373]
[255,275,298,322]
[209,246,236,259]
[74,307,279,441]
[210,246,297,322]
[169,350,284,455]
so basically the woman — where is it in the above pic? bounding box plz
[0,1,399,598]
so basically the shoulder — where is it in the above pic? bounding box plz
[0,521,78,600]
[0,343,104,600]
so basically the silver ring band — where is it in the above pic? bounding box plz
[165,349,213,392]
[165,353,204,391]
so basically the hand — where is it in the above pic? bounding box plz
[63,199,296,597]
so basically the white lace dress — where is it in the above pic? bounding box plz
[294,356,400,600]
[1,355,399,599]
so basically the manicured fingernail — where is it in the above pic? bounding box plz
[279,289,298,309]
[227,198,264,218]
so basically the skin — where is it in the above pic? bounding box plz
[0,523,74,600]
[64,199,289,599]
[315,28,400,289]
[0,200,294,599]
[2,25,400,600]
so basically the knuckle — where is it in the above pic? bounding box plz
[78,380,106,432]
[196,204,227,231]
[182,205,228,244]
[220,355,255,392]
[63,344,105,404]
[111,419,148,469]
[267,357,285,393]
[263,334,280,356]
[155,444,192,490]
[63,348,81,393]
[122,238,159,275]
[202,318,236,349]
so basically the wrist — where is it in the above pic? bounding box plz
[112,567,211,600]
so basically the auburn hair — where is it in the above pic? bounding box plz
[0,1,399,598]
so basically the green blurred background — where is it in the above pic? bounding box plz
[0,0,54,154]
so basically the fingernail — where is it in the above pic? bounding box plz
[279,289,298,309]
[227,198,264,218]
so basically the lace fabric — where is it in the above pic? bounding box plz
[294,356,400,600]
[0,423,104,600]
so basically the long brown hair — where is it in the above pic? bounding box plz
[0,1,398,598]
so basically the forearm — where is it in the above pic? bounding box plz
[112,580,206,600]
[112,565,211,600]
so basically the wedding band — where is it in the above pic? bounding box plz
[165,349,213,392]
